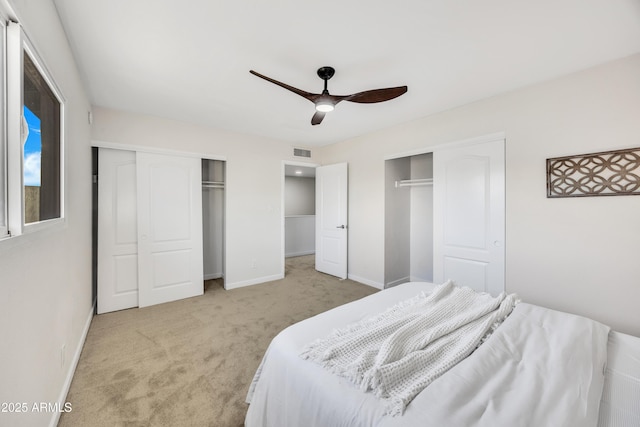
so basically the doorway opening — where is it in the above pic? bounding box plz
[283,163,316,276]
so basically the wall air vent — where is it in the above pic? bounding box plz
[293,148,311,158]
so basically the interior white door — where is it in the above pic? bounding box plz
[315,163,348,279]
[433,138,505,295]
[97,148,139,314]
[136,152,204,307]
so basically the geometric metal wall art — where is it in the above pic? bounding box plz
[547,147,640,197]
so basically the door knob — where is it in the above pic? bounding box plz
[336,225,346,229]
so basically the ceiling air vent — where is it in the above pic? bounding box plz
[293,148,311,158]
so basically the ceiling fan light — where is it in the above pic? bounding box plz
[315,102,334,112]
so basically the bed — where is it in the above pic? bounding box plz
[245,282,640,427]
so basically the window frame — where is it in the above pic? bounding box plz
[0,17,7,238]
[3,20,66,240]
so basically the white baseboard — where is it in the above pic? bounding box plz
[225,273,284,290]
[409,275,434,283]
[285,250,315,258]
[204,272,223,280]
[49,303,94,427]
[347,274,384,290]
[385,276,411,289]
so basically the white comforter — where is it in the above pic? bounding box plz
[245,282,610,427]
[301,281,519,415]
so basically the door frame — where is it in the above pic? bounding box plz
[280,160,319,277]
[384,132,506,161]
[92,147,98,312]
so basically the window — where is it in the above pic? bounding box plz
[0,19,64,240]
[23,52,61,223]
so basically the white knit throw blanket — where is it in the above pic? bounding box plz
[300,281,519,416]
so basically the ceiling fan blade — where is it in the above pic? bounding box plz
[311,111,326,125]
[250,70,319,102]
[252,67,407,126]
[344,86,408,104]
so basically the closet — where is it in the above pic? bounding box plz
[202,159,225,280]
[384,153,433,287]
[96,147,225,314]
[384,136,505,295]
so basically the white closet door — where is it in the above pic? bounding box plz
[136,152,204,307]
[433,139,505,295]
[97,148,138,314]
[316,162,348,279]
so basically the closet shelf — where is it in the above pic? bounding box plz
[395,178,433,188]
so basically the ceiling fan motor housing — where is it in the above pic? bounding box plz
[317,66,335,81]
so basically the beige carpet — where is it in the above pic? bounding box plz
[58,255,377,427]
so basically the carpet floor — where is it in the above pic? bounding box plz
[58,255,377,427]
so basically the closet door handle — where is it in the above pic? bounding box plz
[336,225,346,229]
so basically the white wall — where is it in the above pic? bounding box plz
[284,176,315,215]
[318,54,640,336]
[284,176,315,257]
[91,107,318,289]
[284,216,315,257]
[0,1,93,426]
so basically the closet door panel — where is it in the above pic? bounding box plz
[433,139,505,296]
[136,152,204,308]
[97,148,139,314]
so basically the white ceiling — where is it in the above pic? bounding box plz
[52,0,640,147]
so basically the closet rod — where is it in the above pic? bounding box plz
[395,178,433,188]
[202,181,225,189]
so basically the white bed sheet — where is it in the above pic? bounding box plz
[245,282,639,427]
[599,331,640,426]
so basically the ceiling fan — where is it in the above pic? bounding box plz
[249,67,408,125]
